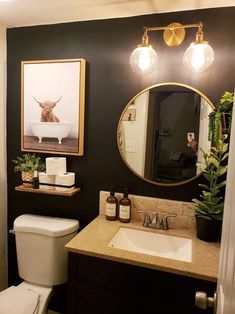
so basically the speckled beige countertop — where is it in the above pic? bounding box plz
[65,215,220,282]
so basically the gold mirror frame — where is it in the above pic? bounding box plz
[117,82,215,186]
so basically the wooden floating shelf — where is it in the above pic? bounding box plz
[15,185,81,197]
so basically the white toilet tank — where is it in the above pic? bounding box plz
[13,214,79,286]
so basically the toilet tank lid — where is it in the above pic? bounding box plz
[13,214,79,237]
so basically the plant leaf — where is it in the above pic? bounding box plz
[210,157,219,168]
[211,213,223,220]
[195,214,212,220]
[221,143,229,154]
[215,181,226,189]
[192,199,210,211]
[217,166,227,176]
[198,184,210,190]
[221,153,229,161]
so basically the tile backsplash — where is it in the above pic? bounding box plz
[100,191,196,229]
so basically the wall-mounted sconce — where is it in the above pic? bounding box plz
[130,22,214,74]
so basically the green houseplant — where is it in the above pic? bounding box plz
[208,91,233,145]
[13,153,45,187]
[192,135,228,242]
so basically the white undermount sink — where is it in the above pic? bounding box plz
[108,227,192,263]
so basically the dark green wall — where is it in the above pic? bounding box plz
[7,6,235,312]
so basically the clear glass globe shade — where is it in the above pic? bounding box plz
[183,42,214,72]
[130,46,158,74]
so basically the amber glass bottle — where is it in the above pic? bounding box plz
[105,188,118,221]
[119,188,131,223]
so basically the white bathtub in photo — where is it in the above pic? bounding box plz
[29,121,74,144]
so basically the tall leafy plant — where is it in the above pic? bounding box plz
[208,91,233,144]
[193,135,228,221]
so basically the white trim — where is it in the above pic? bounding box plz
[217,90,235,314]
[0,24,7,291]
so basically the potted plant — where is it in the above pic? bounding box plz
[208,91,233,145]
[13,153,45,187]
[192,135,228,242]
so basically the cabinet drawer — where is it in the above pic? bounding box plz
[69,253,143,294]
[75,284,141,314]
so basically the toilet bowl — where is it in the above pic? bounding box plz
[0,214,79,314]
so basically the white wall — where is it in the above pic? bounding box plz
[197,98,212,174]
[0,24,7,291]
[122,91,149,176]
[217,91,235,314]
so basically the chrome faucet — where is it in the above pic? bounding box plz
[137,210,177,230]
[159,213,177,230]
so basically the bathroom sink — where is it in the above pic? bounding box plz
[108,227,192,262]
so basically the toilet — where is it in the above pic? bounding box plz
[0,214,79,314]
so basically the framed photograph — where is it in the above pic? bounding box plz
[21,58,86,156]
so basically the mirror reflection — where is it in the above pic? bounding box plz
[118,83,214,186]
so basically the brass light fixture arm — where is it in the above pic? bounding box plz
[142,22,204,47]
[143,22,202,33]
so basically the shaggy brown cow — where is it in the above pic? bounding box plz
[34,97,61,122]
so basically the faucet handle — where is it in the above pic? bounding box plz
[159,213,177,230]
[137,210,158,227]
[137,210,153,227]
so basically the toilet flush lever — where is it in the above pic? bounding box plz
[9,229,15,234]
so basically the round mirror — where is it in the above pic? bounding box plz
[117,82,215,186]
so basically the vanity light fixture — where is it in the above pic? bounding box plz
[130,22,214,74]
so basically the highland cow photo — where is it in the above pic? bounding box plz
[21,59,86,156]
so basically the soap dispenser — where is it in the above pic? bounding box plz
[119,188,131,223]
[105,187,118,221]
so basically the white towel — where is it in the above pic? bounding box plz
[0,286,40,314]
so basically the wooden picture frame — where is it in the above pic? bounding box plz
[21,58,86,156]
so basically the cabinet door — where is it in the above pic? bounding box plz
[67,253,216,314]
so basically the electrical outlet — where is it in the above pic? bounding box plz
[125,140,136,152]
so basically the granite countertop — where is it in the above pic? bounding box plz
[65,215,220,282]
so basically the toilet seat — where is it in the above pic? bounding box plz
[0,285,40,314]
[0,282,53,314]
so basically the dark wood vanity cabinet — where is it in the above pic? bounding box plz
[67,253,216,314]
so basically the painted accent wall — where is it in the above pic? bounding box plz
[0,24,7,292]
[6,7,235,312]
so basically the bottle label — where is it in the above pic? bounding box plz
[119,205,130,219]
[106,203,116,217]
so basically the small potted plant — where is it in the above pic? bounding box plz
[192,135,228,242]
[208,91,233,145]
[13,153,45,188]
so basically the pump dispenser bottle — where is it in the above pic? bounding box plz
[119,188,131,223]
[105,187,118,221]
